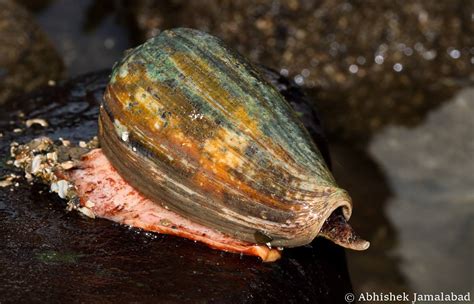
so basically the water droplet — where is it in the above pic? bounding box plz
[356,56,366,65]
[448,48,461,59]
[348,64,359,74]
[422,50,437,60]
[294,75,304,85]
[377,43,388,53]
[393,63,403,72]
[279,68,289,77]
[375,55,384,64]
[301,69,310,77]
[418,11,429,23]
[403,47,413,56]
[414,42,424,52]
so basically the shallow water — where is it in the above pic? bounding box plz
[338,87,474,295]
[366,87,473,294]
[2,0,474,301]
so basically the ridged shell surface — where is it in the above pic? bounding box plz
[99,28,353,247]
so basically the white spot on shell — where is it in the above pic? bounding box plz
[119,67,128,78]
[114,119,129,141]
[121,131,129,142]
[189,111,204,120]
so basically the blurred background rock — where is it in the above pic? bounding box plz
[2,0,473,298]
[129,0,473,143]
[0,0,63,105]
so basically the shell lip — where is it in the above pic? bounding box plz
[266,188,369,251]
[267,188,353,248]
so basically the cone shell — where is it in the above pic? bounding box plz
[98,28,353,247]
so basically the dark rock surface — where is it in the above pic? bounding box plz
[0,71,352,303]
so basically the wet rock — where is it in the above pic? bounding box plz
[0,71,352,303]
[128,0,473,142]
[0,0,63,105]
[368,87,474,295]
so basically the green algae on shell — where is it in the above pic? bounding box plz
[99,28,368,249]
